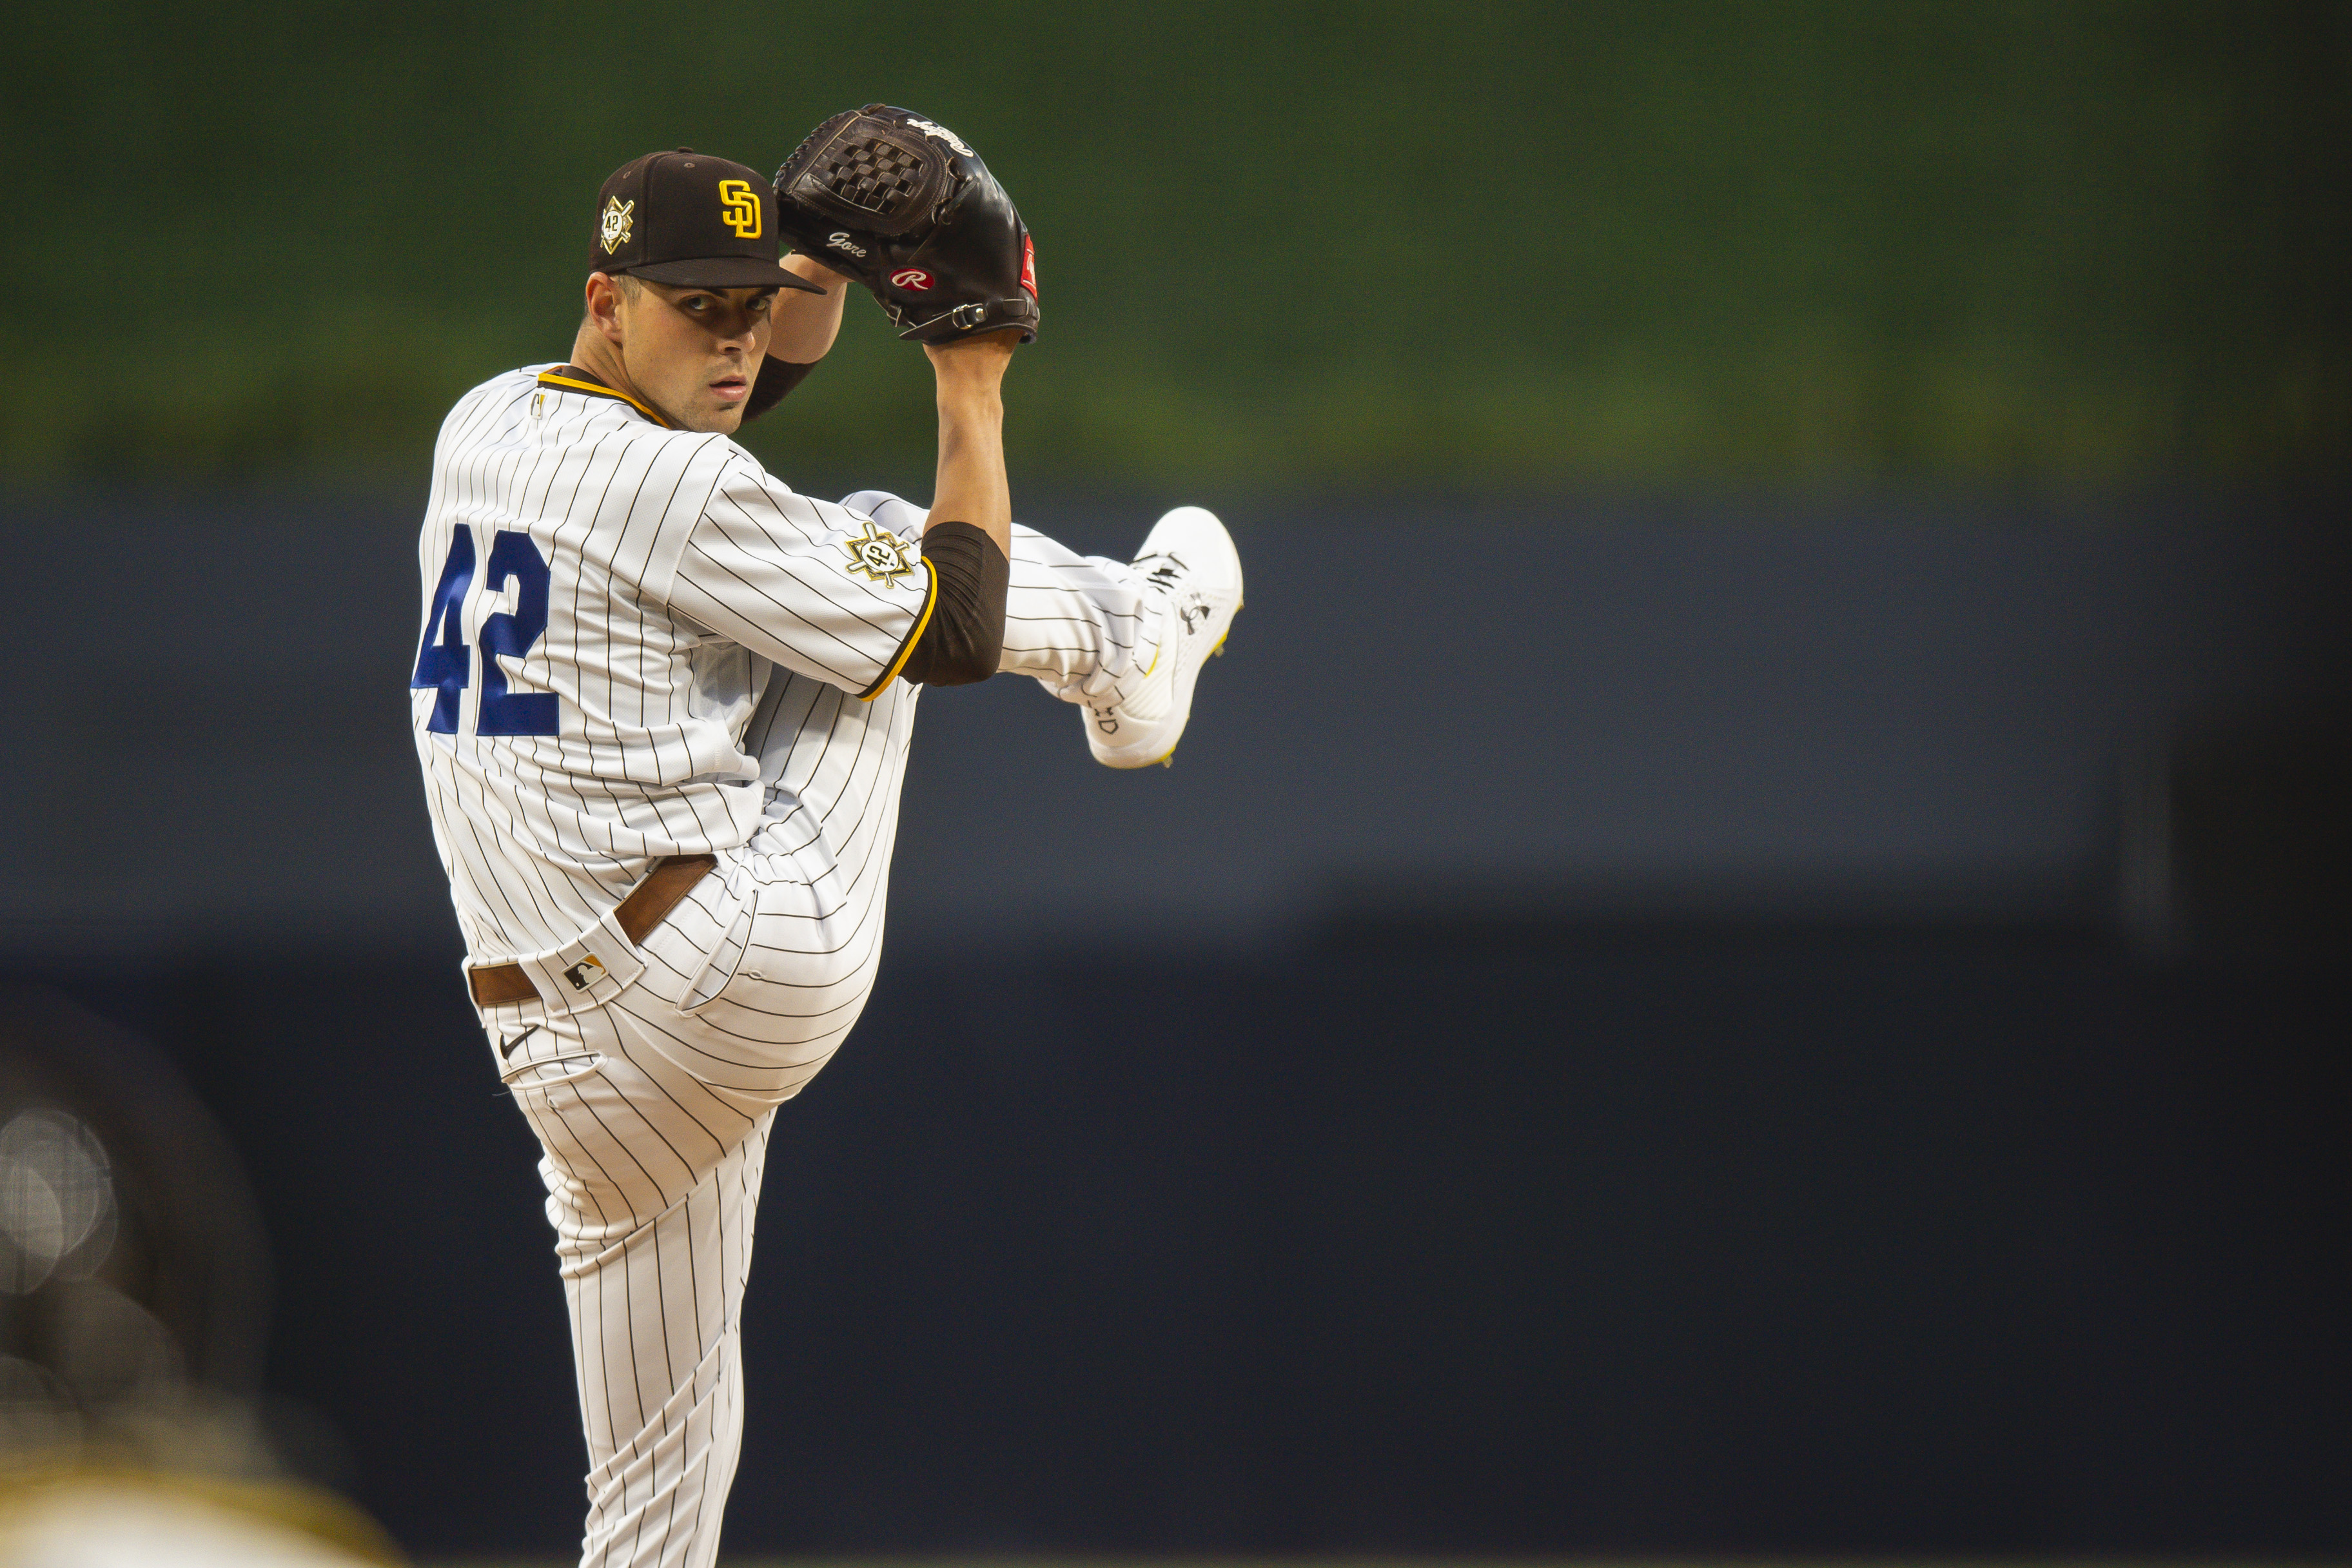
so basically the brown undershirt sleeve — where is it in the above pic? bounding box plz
[740,356,815,423]
[898,520,1008,687]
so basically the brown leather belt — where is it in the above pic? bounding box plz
[467,854,718,1008]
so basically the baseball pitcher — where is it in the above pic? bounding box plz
[409,114,1239,1567]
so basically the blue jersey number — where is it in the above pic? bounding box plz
[477,532,559,735]
[411,529,475,734]
[411,529,560,736]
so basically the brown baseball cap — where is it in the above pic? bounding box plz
[589,148,823,293]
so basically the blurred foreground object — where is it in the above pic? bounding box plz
[0,988,400,1564]
[0,1471,391,1565]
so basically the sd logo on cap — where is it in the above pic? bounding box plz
[589,148,823,293]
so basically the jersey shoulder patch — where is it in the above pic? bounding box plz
[841,518,918,583]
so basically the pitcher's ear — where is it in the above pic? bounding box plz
[584,272,630,342]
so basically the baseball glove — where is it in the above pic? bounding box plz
[774,105,1039,346]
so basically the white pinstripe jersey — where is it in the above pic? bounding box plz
[411,365,937,965]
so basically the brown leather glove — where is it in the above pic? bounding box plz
[774,105,1040,346]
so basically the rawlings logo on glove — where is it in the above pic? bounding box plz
[773,104,1041,346]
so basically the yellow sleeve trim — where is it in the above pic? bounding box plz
[858,559,941,701]
[536,371,671,428]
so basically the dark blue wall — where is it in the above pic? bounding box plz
[3,489,2342,957]
[15,922,2346,1556]
[3,487,2346,1556]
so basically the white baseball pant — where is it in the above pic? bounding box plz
[482,507,1159,1568]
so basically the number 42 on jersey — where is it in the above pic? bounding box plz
[412,529,560,737]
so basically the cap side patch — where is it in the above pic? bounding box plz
[600,197,634,255]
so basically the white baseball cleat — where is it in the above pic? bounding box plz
[1084,506,1243,769]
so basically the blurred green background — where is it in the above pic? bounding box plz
[8,0,2346,490]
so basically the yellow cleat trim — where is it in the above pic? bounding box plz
[1106,602,1234,771]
